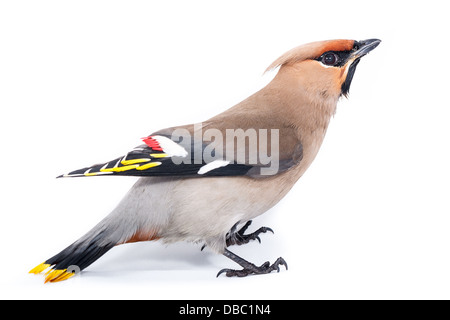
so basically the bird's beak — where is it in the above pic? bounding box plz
[351,38,381,60]
[340,39,381,97]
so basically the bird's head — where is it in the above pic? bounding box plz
[266,39,381,98]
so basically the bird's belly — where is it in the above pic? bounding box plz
[157,174,297,252]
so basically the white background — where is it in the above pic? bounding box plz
[1,0,449,299]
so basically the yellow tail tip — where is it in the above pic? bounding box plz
[44,269,75,283]
[30,263,76,283]
[54,271,75,282]
[29,263,51,274]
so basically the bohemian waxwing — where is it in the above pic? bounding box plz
[30,38,381,282]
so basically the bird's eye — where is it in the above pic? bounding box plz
[322,52,339,66]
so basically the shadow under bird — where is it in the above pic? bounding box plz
[30,38,381,283]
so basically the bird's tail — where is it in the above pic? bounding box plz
[30,178,163,283]
[29,225,118,283]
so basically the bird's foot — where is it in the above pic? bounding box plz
[226,220,274,247]
[217,257,288,277]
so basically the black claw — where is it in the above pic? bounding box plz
[217,268,249,278]
[218,249,288,278]
[276,257,288,271]
[216,268,230,278]
[226,221,275,247]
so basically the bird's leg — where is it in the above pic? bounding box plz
[217,248,288,277]
[201,221,274,251]
[226,220,274,247]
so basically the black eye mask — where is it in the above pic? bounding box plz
[315,50,353,67]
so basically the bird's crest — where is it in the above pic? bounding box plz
[265,39,355,73]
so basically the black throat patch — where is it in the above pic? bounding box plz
[341,58,360,97]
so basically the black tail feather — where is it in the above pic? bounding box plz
[45,231,115,273]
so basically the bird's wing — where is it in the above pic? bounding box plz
[59,128,303,179]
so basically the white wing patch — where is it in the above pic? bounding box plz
[197,160,230,175]
[151,135,188,157]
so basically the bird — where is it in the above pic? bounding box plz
[29,38,381,283]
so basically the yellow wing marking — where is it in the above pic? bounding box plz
[100,164,140,172]
[136,162,162,170]
[150,153,169,158]
[121,158,152,165]
[84,172,99,176]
